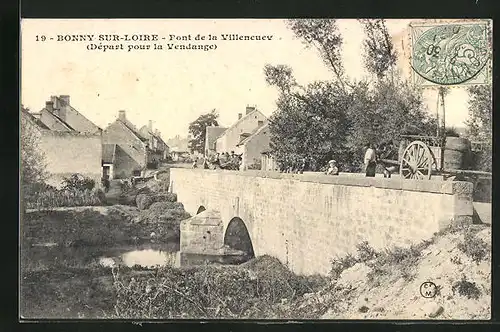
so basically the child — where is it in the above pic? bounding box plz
[326,160,339,175]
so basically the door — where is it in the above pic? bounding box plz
[103,166,110,179]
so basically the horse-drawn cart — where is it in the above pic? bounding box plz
[380,134,492,181]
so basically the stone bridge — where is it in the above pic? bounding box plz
[170,168,473,275]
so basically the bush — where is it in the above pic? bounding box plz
[457,231,490,264]
[330,254,357,280]
[61,174,96,191]
[452,275,481,300]
[113,256,327,319]
[471,149,492,173]
[356,241,378,262]
[26,188,105,209]
[247,158,262,170]
[135,202,191,237]
[136,192,178,210]
[366,245,421,284]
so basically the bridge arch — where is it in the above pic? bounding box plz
[224,217,255,257]
[196,205,206,215]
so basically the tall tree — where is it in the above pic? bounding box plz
[188,109,219,154]
[465,85,492,143]
[287,19,346,91]
[358,19,397,79]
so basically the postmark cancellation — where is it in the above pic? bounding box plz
[409,20,491,87]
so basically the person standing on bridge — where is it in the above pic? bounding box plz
[325,160,339,175]
[364,143,377,177]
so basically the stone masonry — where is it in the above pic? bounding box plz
[170,168,474,276]
[180,209,225,255]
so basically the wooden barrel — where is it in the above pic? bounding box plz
[443,137,471,171]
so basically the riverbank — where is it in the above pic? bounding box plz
[21,203,491,319]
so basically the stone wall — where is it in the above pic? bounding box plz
[170,168,473,276]
[39,131,103,188]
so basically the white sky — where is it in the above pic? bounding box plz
[21,19,476,140]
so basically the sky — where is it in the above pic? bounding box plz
[21,19,478,140]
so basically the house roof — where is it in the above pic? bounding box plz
[116,119,149,143]
[51,96,102,132]
[139,125,169,147]
[236,121,269,147]
[102,144,117,164]
[21,108,50,130]
[214,109,267,142]
[40,107,76,131]
[206,126,228,149]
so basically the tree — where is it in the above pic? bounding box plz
[346,75,437,164]
[465,85,492,143]
[265,65,351,169]
[465,84,492,172]
[188,109,219,154]
[265,21,438,172]
[358,19,397,79]
[20,107,48,187]
[287,19,346,91]
[20,107,48,212]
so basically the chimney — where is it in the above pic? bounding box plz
[118,110,126,121]
[246,105,255,115]
[51,96,59,109]
[258,120,264,127]
[45,101,54,112]
[148,120,153,131]
[238,113,242,120]
[59,95,70,106]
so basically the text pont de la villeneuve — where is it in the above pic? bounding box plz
[35,33,276,52]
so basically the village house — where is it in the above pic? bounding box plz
[205,125,228,157]
[167,135,192,162]
[235,121,272,170]
[139,120,170,163]
[101,110,160,179]
[212,106,268,155]
[21,95,103,187]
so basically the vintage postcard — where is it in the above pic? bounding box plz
[20,19,492,320]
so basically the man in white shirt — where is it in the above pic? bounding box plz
[364,143,377,177]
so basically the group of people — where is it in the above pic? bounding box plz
[276,141,398,178]
[198,151,242,170]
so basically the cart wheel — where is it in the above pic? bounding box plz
[399,141,433,180]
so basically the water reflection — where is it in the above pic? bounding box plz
[99,248,252,269]
[121,249,179,268]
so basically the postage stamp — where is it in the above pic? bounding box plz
[20,19,492,321]
[409,20,491,87]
